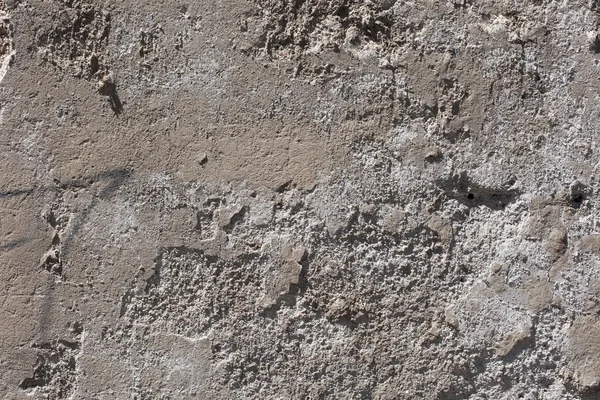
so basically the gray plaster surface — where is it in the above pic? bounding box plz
[1,0,600,398]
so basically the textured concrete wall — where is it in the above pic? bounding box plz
[1,0,600,399]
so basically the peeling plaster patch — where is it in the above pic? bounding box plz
[0,3,15,85]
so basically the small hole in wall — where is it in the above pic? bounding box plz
[467,193,474,200]
[571,194,584,208]
[451,101,460,116]
[90,55,99,75]
[591,35,600,54]
[336,6,349,18]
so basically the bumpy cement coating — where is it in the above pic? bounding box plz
[1,0,600,399]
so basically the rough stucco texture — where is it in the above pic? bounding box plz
[1,0,600,399]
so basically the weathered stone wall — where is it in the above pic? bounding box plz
[1,0,600,398]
